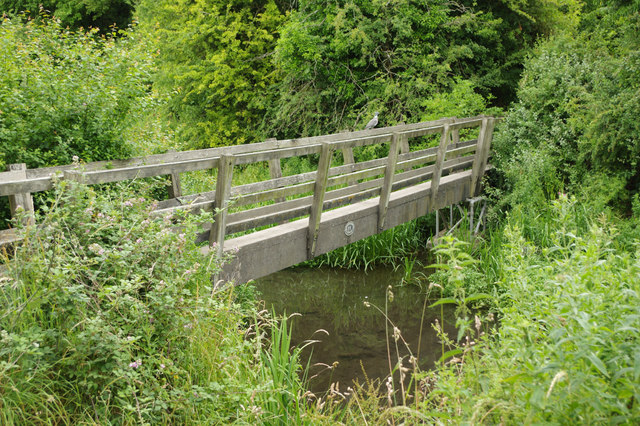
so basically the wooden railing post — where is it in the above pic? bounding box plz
[469,117,495,196]
[338,130,354,167]
[268,158,285,203]
[307,142,333,258]
[378,132,401,231]
[166,150,182,199]
[429,124,452,210]
[395,122,410,155]
[7,164,35,226]
[341,147,355,165]
[451,117,460,145]
[209,154,235,258]
[395,133,410,173]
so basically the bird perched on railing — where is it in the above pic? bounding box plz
[365,112,379,130]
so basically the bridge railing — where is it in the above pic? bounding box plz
[0,115,496,251]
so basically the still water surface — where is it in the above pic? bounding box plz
[254,266,456,394]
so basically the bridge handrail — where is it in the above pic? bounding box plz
[0,115,497,251]
[0,115,487,196]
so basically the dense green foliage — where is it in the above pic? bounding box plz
[136,0,579,147]
[265,0,579,139]
[419,197,640,423]
[493,1,640,213]
[1,0,640,423]
[0,16,157,169]
[0,0,137,29]
[0,182,310,423]
[137,0,286,148]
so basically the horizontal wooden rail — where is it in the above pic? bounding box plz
[0,116,486,196]
[63,157,220,185]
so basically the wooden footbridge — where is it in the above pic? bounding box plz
[0,115,496,284]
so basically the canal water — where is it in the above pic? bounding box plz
[253,265,457,394]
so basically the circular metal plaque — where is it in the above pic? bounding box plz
[344,221,355,236]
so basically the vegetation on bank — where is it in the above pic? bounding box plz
[0,0,639,423]
[0,182,310,424]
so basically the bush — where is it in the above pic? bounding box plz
[422,195,640,423]
[0,181,309,423]
[136,0,287,148]
[0,1,136,30]
[492,10,640,214]
[0,15,156,170]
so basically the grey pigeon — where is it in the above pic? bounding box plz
[365,112,379,130]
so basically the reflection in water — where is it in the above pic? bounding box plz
[254,266,456,394]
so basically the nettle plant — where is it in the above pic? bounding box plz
[0,180,233,422]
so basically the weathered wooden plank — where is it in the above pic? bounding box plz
[451,128,460,145]
[234,145,322,165]
[222,186,384,239]
[307,143,333,258]
[474,118,496,195]
[0,228,20,248]
[450,117,485,130]
[0,176,53,196]
[162,151,476,230]
[66,157,220,185]
[228,178,386,231]
[342,147,355,164]
[140,139,475,212]
[396,143,475,170]
[429,124,452,208]
[469,118,496,196]
[21,115,485,182]
[209,155,235,256]
[326,164,386,188]
[17,120,407,179]
[3,126,482,199]
[378,133,401,230]
[399,133,410,155]
[233,138,477,200]
[398,125,446,139]
[394,116,482,139]
[0,168,29,183]
[25,143,280,179]
[7,164,34,226]
[234,181,315,207]
[267,158,285,203]
[330,134,393,150]
[341,146,357,186]
[274,115,465,149]
[268,158,282,180]
[224,155,475,235]
[167,150,183,198]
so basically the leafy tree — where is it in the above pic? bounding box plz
[137,0,287,148]
[492,2,640,213]
[264,0,478,138]
[0,0,137,29]
[0,15,156,170]
[454,0,582,104]
[263,0,580,139]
